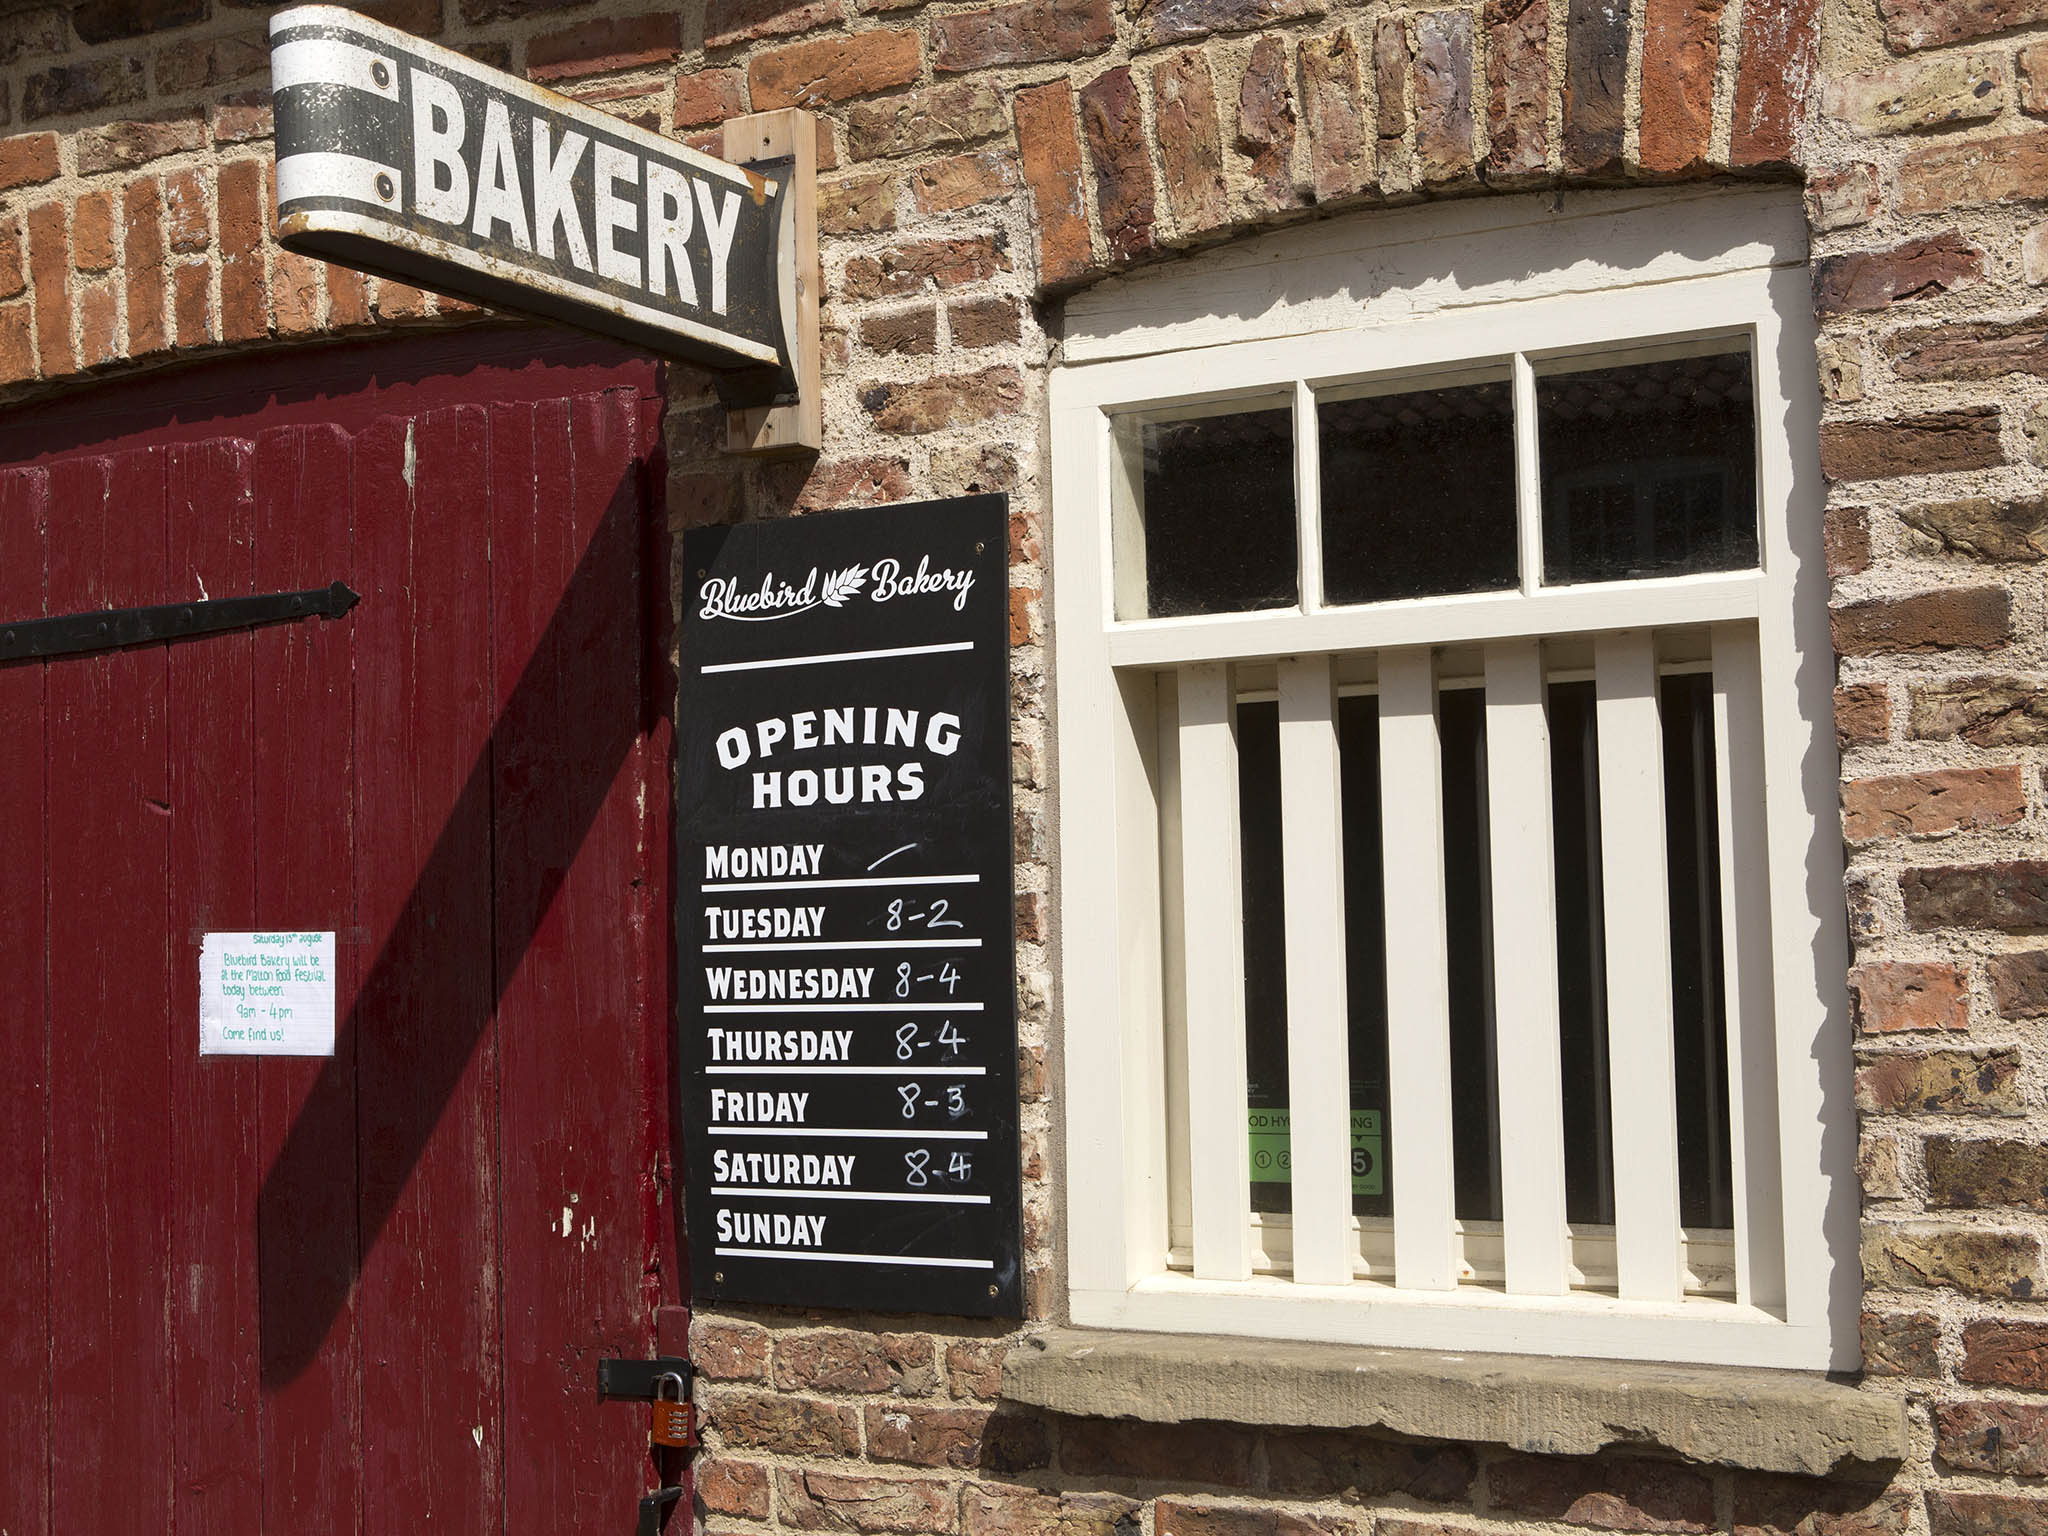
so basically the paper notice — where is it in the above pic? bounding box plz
[199,931,336,1056]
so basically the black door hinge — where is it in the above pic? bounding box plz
[0,581,360,664]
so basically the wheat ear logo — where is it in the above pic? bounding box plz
[818,565,868,607]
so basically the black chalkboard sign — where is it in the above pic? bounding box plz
[678,495,1019,1316]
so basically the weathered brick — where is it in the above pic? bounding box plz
[1887,311,2048,381]
[172,257,212,347]
[1836,683,1890,749]
[862,306,940,356]
[1905,862,2048,932]
[1927,1490,2048,1536]
[21,57,145,121]
[1299,29,1370,202]
[777,1469,955,1533]
[0,8,66,68]
[351,0,446,33]
[1128,0,1322,48]
[154,32,271,95]
[691,1316,770,1380]
[0,132,59,192]
[962,1486,1138,1536]
[749,30,920,109]
[1911,677,2048,747]
[458,0,587,22]
[944,1339,1005,1399]
[272,247,325,337]
[1902,130,2048,213]
[1879,0,2048,50]
[1060,1419,1255,1485]
[1487,1455,1714,1533]
[1825,501,1870,572]
[1806,163,1882,231]
[1264,1431,1475,1503]
[1990,947,2048,1015]
[1638,0,1723,172]
[1732,1475,1912,1536]
[210,98,274,146]
[1929,1135,2048,1209]
[71,190,115,275]
[951,296,1020,348]
[1376,1521,1492,1536]
[1729,0,1821,166]
[1562,0,1627,173]
[1963,1317,2048,1387]
[164,169,210,254]
[1237,35,1300,211]
[1153,50,1228,235]
[1412,11,1474,185]
[1856,1049,2023,1115]
[820,172,896,233]
[1849,959,1970,1031]
[846,81,1007,160]
[1485,0,1547,180]
[2024,41,2048,112]
[0,218,21,304]
[1013,80,1091,288]
[0,304,33,387]
[527,13,680,81]
[75,0,204,44]
[860,366,1024,434]
[1863,1130,1908,1198]
[1846,768,2024,844]
[842,235,1010,300]
[218,160,268,344]
[699,1459,771,1519]
[75,283,116,369]
[1155,1502,1355,1536]
[1832,588,2010,656]
[1937,1399,2048,1475]
[710,1392,860,1456]
[77,113,204,175]
[1826,52,2007,135]
[1861,1309,1942,1377]
[1812,232,1983,315]
[1079,67,1156,263]
[705,0,843,50]
[866,1403,1050,1471]
[1901,494,2048,562]
[794,455,914,511]
[1819,409,2004,481]
[675,67,747,128]
[933,0,1114,71]
[774,1328,897,1391]
[1863,1219,2044,1298]
[912,151,1016,215]
[26,201,67,377]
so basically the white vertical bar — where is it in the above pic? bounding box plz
[1512,354,1541,596]
[1484,640,1569,1296]
[1114,668,1170,1275]
[1295,380,1325,612]
[1379,647,1458,1291]
[1279,654,1351,1286]
[1157,673,1193,1255]
[1712,624,1783,1310]
[1594,631,1684,1303]
[1179,662,1254,1281]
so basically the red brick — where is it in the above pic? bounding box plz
[711,1392,860,1456]
[691,1316,770,1380]
[749,30,920,110]
[1412,10,1474,185]
[1887,311,2048,381]
[77,112,205,174]
[792,455,913,511]
[0,9,67,69]
[1299,28,1371,202]
[1820,409,2004,482]
[1832,588,2010,657]
[154,32,271,95]
[1729,0,1820,166]
[699,1458,771,1518]
[1862,1219,2044,1298]
[164,169,210,254]
[1487,1456,1713,1533]
[76,0,205,45]
[861,365,1024,434]
[1849,960,1970,1032]
[1156,1502,1355,1536]
[0,304,33,386]
[821,172,897,234]
[776,1468,955,1533]
[935,0,1114,70]
[1059,1419,1255,1486]
[1845,768,2024,844]
[1927,1490,2048,1536]
[1928,1134,2048,1209]
[1990,948,2048,1016]
[1079,67,1156,263]
[71,190,115,275]
[945,1339,1005,1399]
[845,81,1007,160]
[1857,1048,2023,1115]
[1562,0,1627,174]
[1901,130,2048,213]
[0,132,59,192]
[842,235,1010,300]
[0,218,21,304]
[75,283,116,368]
[1153,50,1228,235]
[1812,232,1983,315]
[527,13,679,82]
[1825,502,1869,575]
[173,258,212,348]
[1835,683,1889,749]
[963,1488,1137,1536]
[1237,35,1300,211]
[1639,0,1722,173]
[1910,676,2048,747]
[1128,0,1323,48]
[1264,1432,1474,1502]
[1904,861,2048,932]
[1807,163,1882,231]
[2024,41,2048,112]
[1485,0,1546,181]
[459,0,587,21]
[910,151,1017,215]
[1937,1399,2048,1476]
[273,248,325,336]
[211,100,273,145]
[218,160,268,344]
[772,1328,934,1392]
[1963,1316,2048,1387]
[326,264,371,328]
[860,307,937,354]
[1879,0,2048,50]
[26,201,67,377]
[1860,1309,1941,1377]
[705,0,843,50]
[1898,493,2048,560]
[1731,1475,1911,1536]
[864,1402,1002,1469]
[1014,80,1091,288]
[676,67,748,129]
[22,57,146,122]
[951,296,1020,348]
[373,279,432,319]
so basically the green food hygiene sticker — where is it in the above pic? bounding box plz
[1246,1108,1383,1196]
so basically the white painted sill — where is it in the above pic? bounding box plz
[1000,1327,1906,1478]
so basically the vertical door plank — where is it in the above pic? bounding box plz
[1712,624,1784,1310]
[45,448,175,1536]
[1178,662,1253,1282]
[0,466,50,1536]
[1484,640,1569,1296]
[355,406,500,1536]
[253,423,362,1536]
[1379,648,1458,1291]
[1278,655,1352,1286]
[166,439,263,1532]
[1593,631,1684,1303]
[493,389,658,1528]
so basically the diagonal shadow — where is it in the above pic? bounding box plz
[258,397,673,1389]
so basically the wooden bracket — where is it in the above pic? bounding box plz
[722,108,821,458]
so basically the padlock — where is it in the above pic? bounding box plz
[650,1371,694,1449]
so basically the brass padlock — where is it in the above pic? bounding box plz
[650,1371,693,1449]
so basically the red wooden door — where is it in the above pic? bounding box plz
[0,330,676,1535]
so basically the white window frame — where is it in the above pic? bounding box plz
[1049,188,1858,1371]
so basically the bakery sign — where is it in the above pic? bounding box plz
[268,5,808,402]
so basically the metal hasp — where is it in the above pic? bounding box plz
[267,6,820,455]
[638,1487,685,1536]
[596,1356,692,1402]
[0,581,361,664]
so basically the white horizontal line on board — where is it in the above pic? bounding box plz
[711,1186,991,1204]
[713,1246,995,1269]
[701,874,980,892]
[704,1003,983,1013]
[705,939,981,953]
[709,1127,988,1140]
[706,1065,988,1076]
[701,640,974,675]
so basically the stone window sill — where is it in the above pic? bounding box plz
[1000,1328,1905,1477]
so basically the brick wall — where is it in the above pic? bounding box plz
[8,0,2048,1530]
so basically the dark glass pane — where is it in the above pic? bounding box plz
[1549,681,1614,1228]
[1663,673,1734,1231]
[1238,701,1291,1215]
[1440,688,1501,1224]
[1339,695,1391,1219]
[1319,382,1518,604]
[1139,409,1297,616]
[1538,352,1758,585]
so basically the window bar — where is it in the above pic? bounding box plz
[1177,661,1255,1281]
[1294,380,1325,613]
[1378,647,1458,1290]
[1278,654,1352,1286]
[1115,669,1171,1275]
[1483,640,1569,1296]
[1156,672,1195,1267]
[1711,623,1784,1310]
[1593,631,1684,1302]
[1512,353,1541,597]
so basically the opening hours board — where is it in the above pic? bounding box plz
[678,496,1021,1316]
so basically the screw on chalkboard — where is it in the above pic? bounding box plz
[988,1284,998,1297]
[714,1271,724,1284]
[975,542,984,554]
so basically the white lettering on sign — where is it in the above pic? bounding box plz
[711,1088,811,1123]
[199,930,336,1056]
[697,558,976,623]
[713,1150,857,1186]
[706,1029,856,1062]
[703,966,874,1000]
[704,843,825,879]
[716,1210,827,1247]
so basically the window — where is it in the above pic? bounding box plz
[1050,189,1857,1370]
